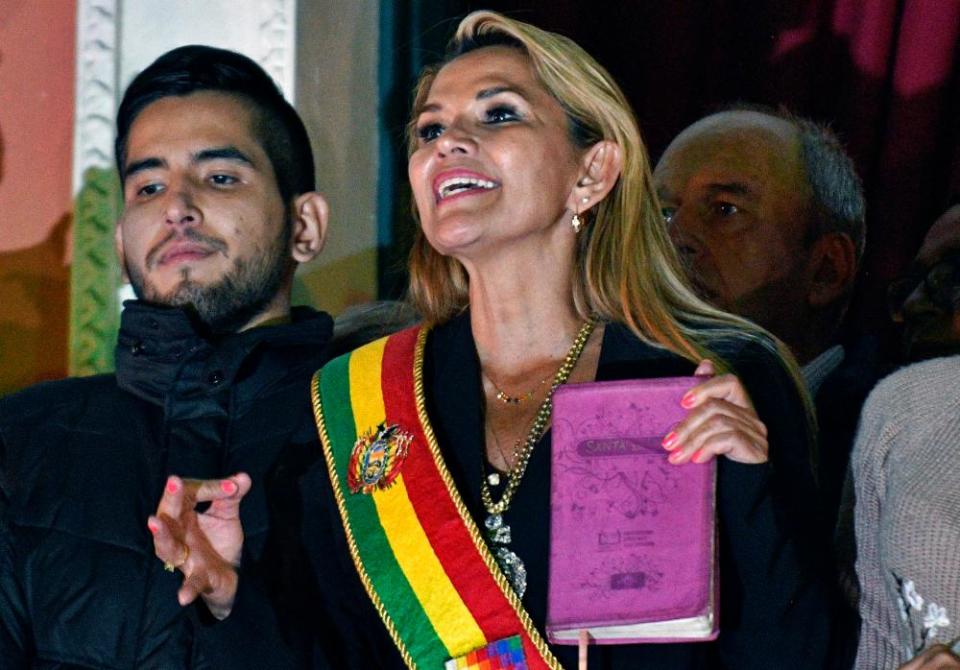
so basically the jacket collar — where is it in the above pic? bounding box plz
[114,300,333,407]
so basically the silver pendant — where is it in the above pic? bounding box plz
[484,513,511,543]
[484,514,527,598]
[494,547,527,599]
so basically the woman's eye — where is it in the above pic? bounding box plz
[661,207,676,224]
[484,106,519,124]
[210,174,238,186]
[417,123,443,142]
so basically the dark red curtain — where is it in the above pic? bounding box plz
[401,0,960,347]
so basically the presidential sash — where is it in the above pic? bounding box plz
[311,326,562,670]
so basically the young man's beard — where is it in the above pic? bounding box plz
[126,225,292,335]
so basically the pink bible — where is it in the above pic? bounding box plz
[547,377,718,645]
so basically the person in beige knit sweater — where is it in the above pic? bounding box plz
[852,354,960,669]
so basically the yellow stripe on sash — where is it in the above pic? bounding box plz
[373,476,487,656]
[347,340,487,657]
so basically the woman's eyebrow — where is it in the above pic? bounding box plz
[416,84,529,117]
[476,85,527,101]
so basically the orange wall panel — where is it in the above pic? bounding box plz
[0,0,76,394]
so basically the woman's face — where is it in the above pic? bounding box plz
[408,46,583,262]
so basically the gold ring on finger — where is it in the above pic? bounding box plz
[163,544,190,573]
[175,543,190,568]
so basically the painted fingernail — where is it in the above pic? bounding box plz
[680,392,696,409]
[147,520,159,535]
[221,480,237,495]
[661,432,678,449]
[691,449,704,463]
[668,450,684,464]
[166,479,178,494]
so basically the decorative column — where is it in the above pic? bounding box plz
[69,0,120,376]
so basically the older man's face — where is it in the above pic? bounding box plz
[654,112,815,339]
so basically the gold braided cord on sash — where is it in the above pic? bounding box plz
[409,328,563,670]
[311,371,418,669]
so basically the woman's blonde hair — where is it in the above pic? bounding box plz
[406,11,805,375]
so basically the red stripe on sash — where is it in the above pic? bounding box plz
[380,331,545,659]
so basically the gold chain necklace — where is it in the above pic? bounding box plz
[484,423,515,480]
[481,316,597,514]
[483,371,551,405]
[480,316,597,598]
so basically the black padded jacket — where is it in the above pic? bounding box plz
[0,301,332,669]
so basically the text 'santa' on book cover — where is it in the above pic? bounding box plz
[546,377,718,645]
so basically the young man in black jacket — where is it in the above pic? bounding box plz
[0,46,334,668]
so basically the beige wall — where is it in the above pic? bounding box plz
[0,0,76,394]
[293,1,380,315]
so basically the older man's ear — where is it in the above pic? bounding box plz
[807,232,858,309]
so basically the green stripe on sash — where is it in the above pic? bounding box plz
[318,352,445,666]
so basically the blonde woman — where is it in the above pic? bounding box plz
[150,12,834,669]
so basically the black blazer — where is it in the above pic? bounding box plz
[221,313,836,669]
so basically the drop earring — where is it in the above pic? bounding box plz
[571,196,590,233]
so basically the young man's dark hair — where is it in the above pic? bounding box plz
[115,45,314,205]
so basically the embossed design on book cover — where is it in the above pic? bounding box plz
[548,379,714,635]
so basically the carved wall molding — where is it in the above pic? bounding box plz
[259,0,297,101]
[70,0,120,376]
[72,0,118,194]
